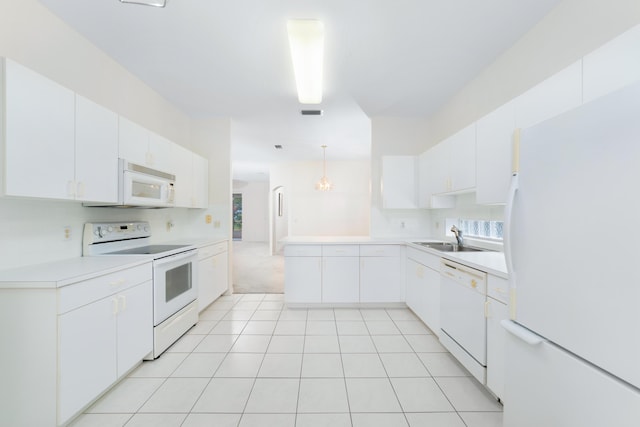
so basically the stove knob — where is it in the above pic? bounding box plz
[94,230,99,237]
[143,225,150,232]
[137,224,143,230]
[107,226,114,232]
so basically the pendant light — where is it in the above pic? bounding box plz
[315,145,333,191]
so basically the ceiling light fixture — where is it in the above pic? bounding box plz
[119,0,167,8]
[315,145,333,191]
[287,19,324,104]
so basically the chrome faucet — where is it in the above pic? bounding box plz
[451,225,464,246]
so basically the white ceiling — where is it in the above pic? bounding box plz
[38,0,561,181]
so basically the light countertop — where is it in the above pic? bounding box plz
[282,236,508,278]
[0,256,151,289]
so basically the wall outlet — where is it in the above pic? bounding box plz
[205,214,212,224]
[213,220,221,228]
[63,226,72,241]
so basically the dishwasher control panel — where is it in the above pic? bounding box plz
[440,260,487,294]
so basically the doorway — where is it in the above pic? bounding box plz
[271,186,287,255]
[232,193,242,240]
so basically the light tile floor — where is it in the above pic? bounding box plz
[71,294,503,427]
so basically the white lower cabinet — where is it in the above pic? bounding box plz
[0,262,152,427]
[284,244,401,304]
[284,245,322,304]
[322,245,359,303]
[486,274,509,401]
[360,245,402,303]
[405,248,440,336]
[58,281,152,422]
[198,241,229,312]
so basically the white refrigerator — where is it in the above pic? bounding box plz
[502,82,640,426]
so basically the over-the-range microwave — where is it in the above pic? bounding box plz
[84,159,175,208]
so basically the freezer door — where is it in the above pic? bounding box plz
[510,82,640,388]
[503,322,640,427]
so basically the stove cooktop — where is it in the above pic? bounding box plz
[107,245,191,255]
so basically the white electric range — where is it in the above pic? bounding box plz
[83,221,198,359]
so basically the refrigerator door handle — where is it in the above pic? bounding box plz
[501,320,544,346]
[504,174,519,318]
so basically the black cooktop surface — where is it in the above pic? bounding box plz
[108,245,190,255]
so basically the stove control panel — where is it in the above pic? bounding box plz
[83,221,151,244]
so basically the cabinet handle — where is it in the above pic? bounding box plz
[118,295,127,312]
[76,181,85,198]
[110,278,126,287]
[67,180,76,197]
[484,300,491,318]
[112,298,119,316]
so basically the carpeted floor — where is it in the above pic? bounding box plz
[232,241,284,294]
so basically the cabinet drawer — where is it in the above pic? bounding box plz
[58,263,152,314]
[360,244,401,257]
[322,245,359,257]
[198,241,227,259]
[406,247,440,270]
[487,274,509,304]
[284,245,322,257]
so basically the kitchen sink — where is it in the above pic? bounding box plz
[412,242,485,252]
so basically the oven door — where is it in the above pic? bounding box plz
[153,250,198,325]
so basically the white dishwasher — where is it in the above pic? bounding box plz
[439,259,488,383]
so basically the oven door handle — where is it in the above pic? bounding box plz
[154,249,198,267]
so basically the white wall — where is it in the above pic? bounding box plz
[232,181,269,242]
[0,1,231,270]
[370,117,432,237]
[270,160,371,237]
[416,0,640,238]
[427,0,640,144]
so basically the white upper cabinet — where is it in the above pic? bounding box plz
[447,123,476,192]
[148,132,172,173]
[583,24,640,104]
[515,60,583,129]
[3,58,76,200]
[381,155,417,209]
[171,143,193,208]
[192,153,209,208]
[171,145,209,208]
[118,116,149,166]
[476,100,516,205]
[118,118,172,173]
[75,95,119,203]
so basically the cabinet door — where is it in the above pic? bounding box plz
[515,60,582,129]
[192,153,209,208]
[476,100,516,204]
[148,132,172,173]
[583,24,640,103]
[58,297,117,424]
[360,256,402,303]
[116,281,153,377]
[447,123,476,192]
[405,259,427,318]
[322,257,359,303]
[422,264,441,337]
[381,156,417,209]
[4,59,75,199]
[75,95,119,203]
[285,257,322,303]
[425,141,450,195]
[118,116,149,166]
[171,143,193,207]
[199,251,229,311]
[486,297,508,401]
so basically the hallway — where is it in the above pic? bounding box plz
[232,241,284,294]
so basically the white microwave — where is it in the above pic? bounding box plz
[85,159,175,208]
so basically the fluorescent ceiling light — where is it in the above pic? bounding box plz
[119,0,167,7]
[287,19,324,104]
